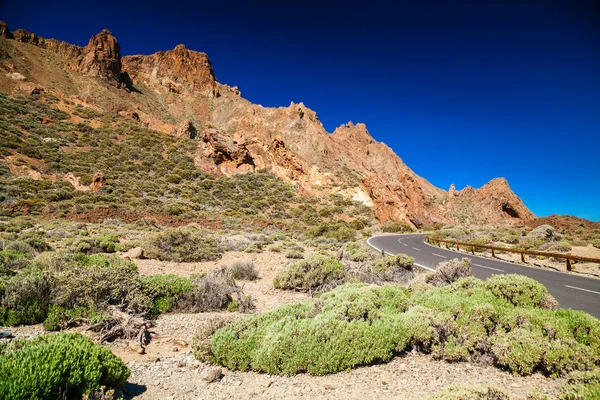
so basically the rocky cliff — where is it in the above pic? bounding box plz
[0,22,535,227]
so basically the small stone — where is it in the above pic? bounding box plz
[176,361,186,368]
[172,346,179,352]
[203,368,223,383]
[324,384,335,390]
[128,341,145,354]
[264,380,274,388]
[174,339,188,347]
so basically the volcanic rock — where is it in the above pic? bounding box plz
[78,29,122,86]
[89,172,106,192]
[0,21,13,39]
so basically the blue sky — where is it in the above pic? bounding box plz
[2,1,599,220]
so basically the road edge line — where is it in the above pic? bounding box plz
[366,237,435,272]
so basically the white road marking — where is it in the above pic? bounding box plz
[412,247,421,251]
[432,253,447,259]
[366,237,435,272]
[414,262,435,272]
[565,285,600,295]
[473,263,505,272]
[403,244,408,246]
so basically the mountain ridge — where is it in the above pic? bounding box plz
[0,22,535,227]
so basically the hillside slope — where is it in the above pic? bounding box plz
[0,22,535,227]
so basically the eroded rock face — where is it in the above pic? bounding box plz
[89,172,106,192]
[122,44,216,97]
[78,30,122,85]
[174,120,197,139]
[0,21,14,39]
[12,28,83,60]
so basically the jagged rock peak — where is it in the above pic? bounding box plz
[78,29,122,86]
[0,21,13,39]
[449,184,457,196]
[332,121,375,145]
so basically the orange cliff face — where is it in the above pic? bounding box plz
[0,21,535,227]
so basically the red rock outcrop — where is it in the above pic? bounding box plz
[12,28,83,60]
[122,44,216,97]
[89,172,106,192]
[77,30,122,85]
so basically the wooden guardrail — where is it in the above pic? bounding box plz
[425,237,600,272]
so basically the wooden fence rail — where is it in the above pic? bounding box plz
[425,237,600,272]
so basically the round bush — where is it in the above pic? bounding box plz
[0,333,130,399]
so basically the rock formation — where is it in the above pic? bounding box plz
[89,172,106,192]
[122,44,216,96]
[0,21,13,39]
[78,30,122,86]
[0,25,537,227]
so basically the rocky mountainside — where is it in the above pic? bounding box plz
[0,22,535,227]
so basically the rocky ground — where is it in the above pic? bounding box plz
[110,312,563,400]
[1,245,571,399]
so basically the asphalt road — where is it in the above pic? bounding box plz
[368,234,600,318]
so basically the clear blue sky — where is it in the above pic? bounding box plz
[2,1,599,221]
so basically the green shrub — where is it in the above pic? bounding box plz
[499,234,520,244]
[144,228,221,262]
[381,221,414,233]
[43,305,107,331]
[0,270,54,326]
[285,250,304,259]
[54,254,141,311]
[209,275,600,376]
[547,241,573,253]
[72,233,122,254]
[28,250,76,272]
[515,237,546,250]
[273,255,345,291]
[559,370,600,400]
[210,284,411,375]
[426,385,510,400]
[191,314,239,362]
[484,274,558,310]
[139,274,193,314]
[370,254,415,283]
[0,250,29,274]
[0,333,129,399]
[426,258,473,287]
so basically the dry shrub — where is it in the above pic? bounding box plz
[230,261,259,281]
[176,269,254,313]
[426,258,473,287]
[144,228,221,262]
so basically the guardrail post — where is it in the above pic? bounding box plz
[445,242,449,249]
[471,246,475,255]
[520,252,525,263]
[437,240,441,247]
[457,244,460,251]
[491,248,495,257]
[566,257,572,272]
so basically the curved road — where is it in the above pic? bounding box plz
[368,234,600,318]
